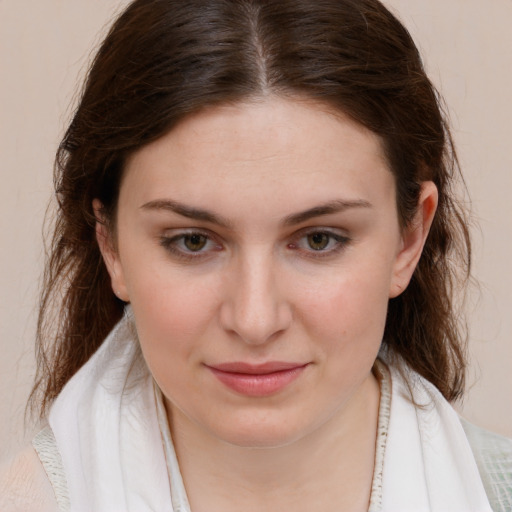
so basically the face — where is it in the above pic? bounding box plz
[97,97,435,448]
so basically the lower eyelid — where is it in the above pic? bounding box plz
[159,232,224,258]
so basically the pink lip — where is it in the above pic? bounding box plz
[206,362,309,397]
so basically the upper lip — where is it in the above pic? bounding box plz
[206,362,308,375]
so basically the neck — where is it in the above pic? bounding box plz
[167,372,381,512]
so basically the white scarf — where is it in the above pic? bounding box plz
[380,360,492,512]
[49,309,492,512]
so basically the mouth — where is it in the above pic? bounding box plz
[205,362,309,397]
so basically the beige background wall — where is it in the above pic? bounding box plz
[1,0,511,460]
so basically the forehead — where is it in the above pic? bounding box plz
[121,97,394,217]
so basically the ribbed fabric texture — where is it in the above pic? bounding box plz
[462,418,512,512]
[32,426,70,512]
[368,360,392,511]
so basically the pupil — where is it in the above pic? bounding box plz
[309,233,329,250]
[185,234,206,251]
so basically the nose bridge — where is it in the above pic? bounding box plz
[221,246,291,345]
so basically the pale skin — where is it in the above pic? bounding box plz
[95,97,438,512]
[0,96,437,511]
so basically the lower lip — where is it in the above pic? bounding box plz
[208,365,307,397]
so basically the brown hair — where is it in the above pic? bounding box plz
[32,0,470,416]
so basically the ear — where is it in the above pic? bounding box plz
[93,199,130,302]
[389,181,438,298]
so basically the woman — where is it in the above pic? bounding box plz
[1,0,511,510]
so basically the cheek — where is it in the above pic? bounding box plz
[293,268,391,401]
[128,277,220,403]
[122,253,223,369]
[295,261,393,350]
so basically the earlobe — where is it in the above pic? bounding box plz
[93,199,130,302]
[389,181,438,298]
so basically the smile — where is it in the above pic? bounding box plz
[206,362,309,397]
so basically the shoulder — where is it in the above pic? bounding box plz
[461,418,512,512]
[0,442,59,512]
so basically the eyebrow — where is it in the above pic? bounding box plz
[283,199,372,226]
[140,198,372,228]
[140,199,234,228]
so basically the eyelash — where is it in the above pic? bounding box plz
[159,229,351,262]
[159,230,222,261]
[287,230,351,259]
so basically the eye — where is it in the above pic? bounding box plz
[183,233,208,252]
[159,230,222,261]
[288,229,350,257]
[307,232,331,251]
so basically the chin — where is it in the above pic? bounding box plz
[206,413,320,449]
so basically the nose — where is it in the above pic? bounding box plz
[219,250,292,345]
